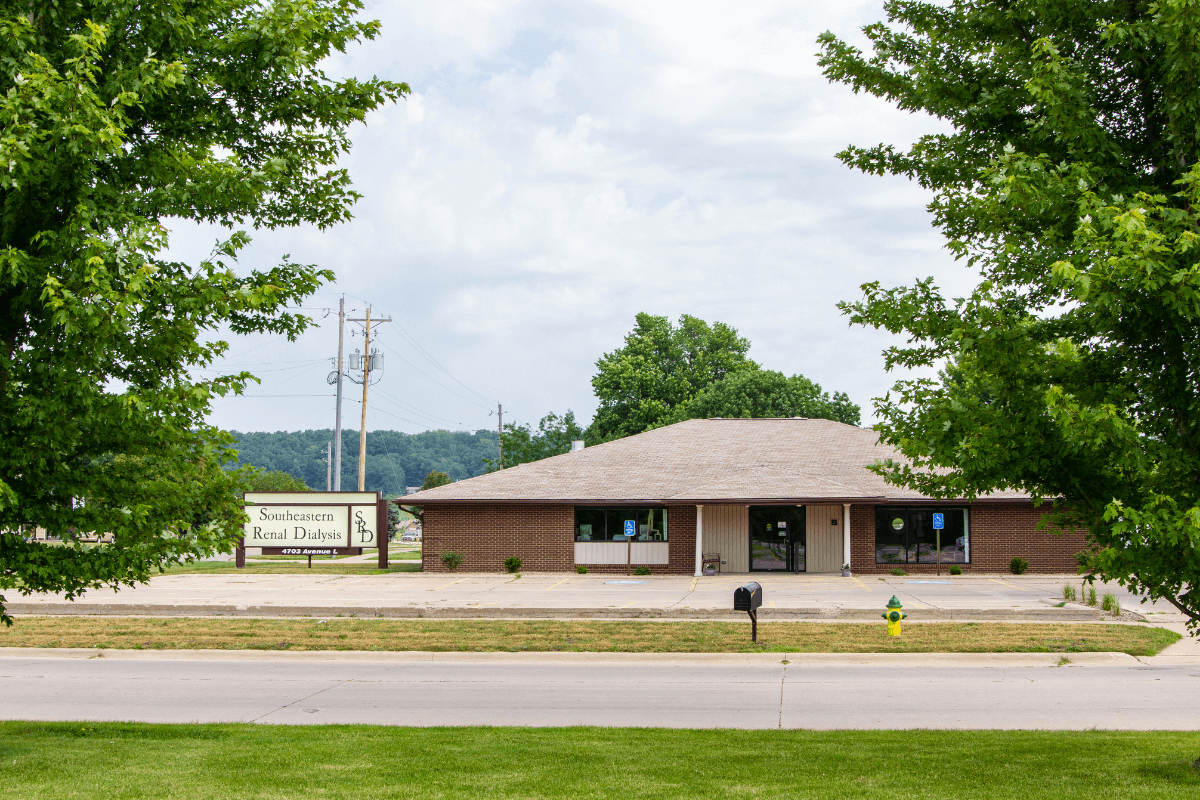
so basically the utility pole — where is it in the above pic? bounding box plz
[358,306,371,491]
[333,296,345,491]
[325,440,332,491]
[347,305,391,491]
[497,402,503,469]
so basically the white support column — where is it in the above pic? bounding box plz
[842,503,852,571]
[694,504,705,577]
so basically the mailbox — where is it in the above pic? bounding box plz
[734,582,763,642]
[734,582,762,612]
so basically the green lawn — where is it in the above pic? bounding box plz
[0,723,1196,799]
[0,617,1181,655]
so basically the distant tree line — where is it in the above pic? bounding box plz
[228,429,498,495]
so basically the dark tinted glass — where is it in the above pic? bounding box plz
[575,507,668,542]
[875,507,908,564]
[639,508,668,541]
[574,508,607,541]
[874,507,970,564]
[939,509,967,563]
[609,508,639,541]
[910,509,939,563]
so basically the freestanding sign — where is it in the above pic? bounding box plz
[239,491,389,569]
[932,512,944,575]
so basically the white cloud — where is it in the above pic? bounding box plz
[172,0,974,436]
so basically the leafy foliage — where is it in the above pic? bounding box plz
[241,469,310,494]
[672,370,860,425]
[0,0,405,622]
[590,313,757,440]
[421,471,451,490]
[485,411,586,471]
[820,0,1200,628]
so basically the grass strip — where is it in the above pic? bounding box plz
[0,617,1180,655]
[0,723,1197,799]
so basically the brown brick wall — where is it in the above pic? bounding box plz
[668,505,697,575]
[849,502,1087,574]
[422,503,699,574]
[423,501,1086,574]
[422,504,573,573]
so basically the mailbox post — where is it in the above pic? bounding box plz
[734,582,763,642]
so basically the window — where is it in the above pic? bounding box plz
[875,507,969,564]
[574,507,668,542]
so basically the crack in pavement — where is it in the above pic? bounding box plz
[251,681,349,723]
[778,660,787,729]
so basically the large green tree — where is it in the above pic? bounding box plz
[485,410,587,471]
[590,313,758,440]
[820,1,1200,628]
[672,370,861,426]
[0,0,405,623]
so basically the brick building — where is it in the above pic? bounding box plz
[401,418,1086,575]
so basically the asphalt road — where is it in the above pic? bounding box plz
[3,652,1198,729]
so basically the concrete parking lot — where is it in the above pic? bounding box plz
[8,570,1189,622]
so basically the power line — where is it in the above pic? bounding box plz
[341,292,496,405]
[373,386,466,427]
[369,408,406,493]
[193,360,326,374]
[346,397,428,428]
[374,336,493,412]
[211,362,329,408]
[391,322,496,404]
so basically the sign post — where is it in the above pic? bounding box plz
[624,519,635,575]
[932,512,945,575]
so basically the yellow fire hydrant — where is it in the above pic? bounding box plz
[882,595,907,637]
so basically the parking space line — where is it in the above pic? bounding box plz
[769,601,776,608]
[620,600,639,608]
[545,579,569,591]
[989,578,1029,592]
[432,578,467,591]
[851,577,872,592]
[688,577,698,592]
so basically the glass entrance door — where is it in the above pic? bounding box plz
[749,506,806,572]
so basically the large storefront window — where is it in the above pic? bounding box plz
[875,507,969,564]
[574,507,668,542]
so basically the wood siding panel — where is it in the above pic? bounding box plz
[575,542,668,565]
[702,505,749,573]
[806,504,843,573]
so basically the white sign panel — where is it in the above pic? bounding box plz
[244,505,351,547]
[348,505,379,546]
[242,493,381,549]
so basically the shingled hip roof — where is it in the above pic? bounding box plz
[401,418,1030,505]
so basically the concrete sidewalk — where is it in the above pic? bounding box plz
[8,570,1189,623]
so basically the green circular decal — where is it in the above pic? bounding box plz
[891,517,904,531]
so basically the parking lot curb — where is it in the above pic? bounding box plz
[7,602,1107,622]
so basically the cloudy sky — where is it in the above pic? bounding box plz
[173,0,974,436]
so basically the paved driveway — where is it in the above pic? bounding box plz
[9,571,1188,622]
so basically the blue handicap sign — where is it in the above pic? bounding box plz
[624,519,636,538]
[932,513,945,530]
